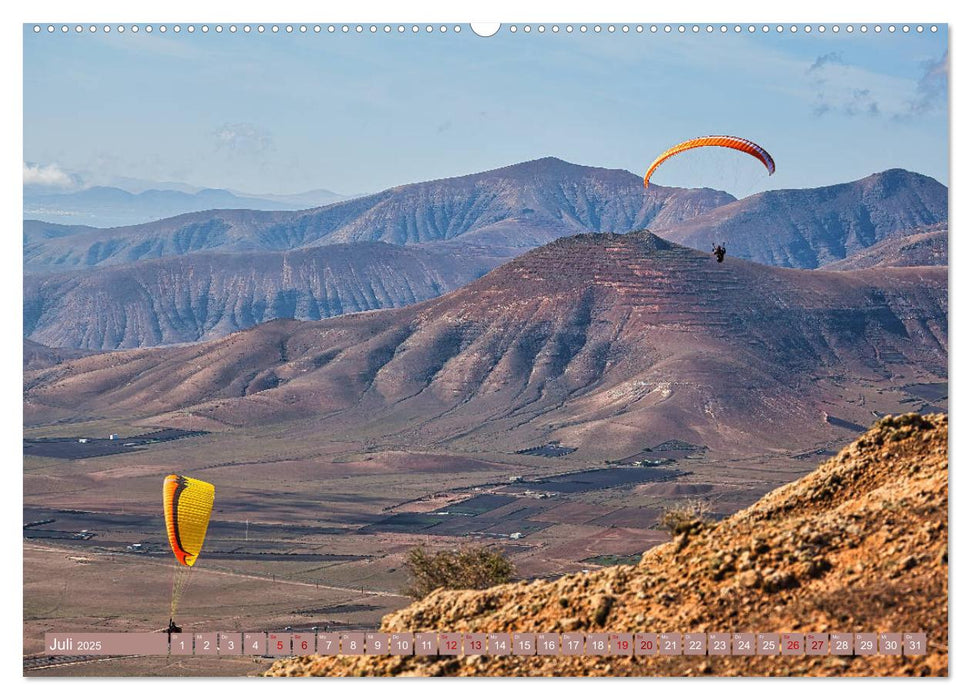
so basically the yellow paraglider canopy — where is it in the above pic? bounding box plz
[163,474,214,567]
[163,474,214,621]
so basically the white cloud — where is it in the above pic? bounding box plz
[213,122,272,156]
[23,162,76,189]
[809,52,949,121]
[808,60,914,119]
[909,51,948,115]
[808,52,845,73]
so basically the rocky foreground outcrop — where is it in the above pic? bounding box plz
[267,414,948,677]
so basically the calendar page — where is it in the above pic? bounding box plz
[21,8,950,682]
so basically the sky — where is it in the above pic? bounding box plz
[23,23,948,197]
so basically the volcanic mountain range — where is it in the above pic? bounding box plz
[24,158,947,351]
[23,158,734,272]
[24,242,505,350]
[655,168,946,268]
[821,223,947,271]
[24,231,947,459]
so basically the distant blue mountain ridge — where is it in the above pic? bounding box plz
[23,185,348,227]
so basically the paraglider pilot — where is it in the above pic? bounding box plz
[167,618,182,639]
[163,474,214,641]
[712,242,726,263]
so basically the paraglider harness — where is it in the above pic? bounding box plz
[712,242,727,263]
[167,618,182,640]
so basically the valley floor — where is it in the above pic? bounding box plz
[22,416,837,677]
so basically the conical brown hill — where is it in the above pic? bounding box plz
[25,231,947,458]
[267,413,948,677]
